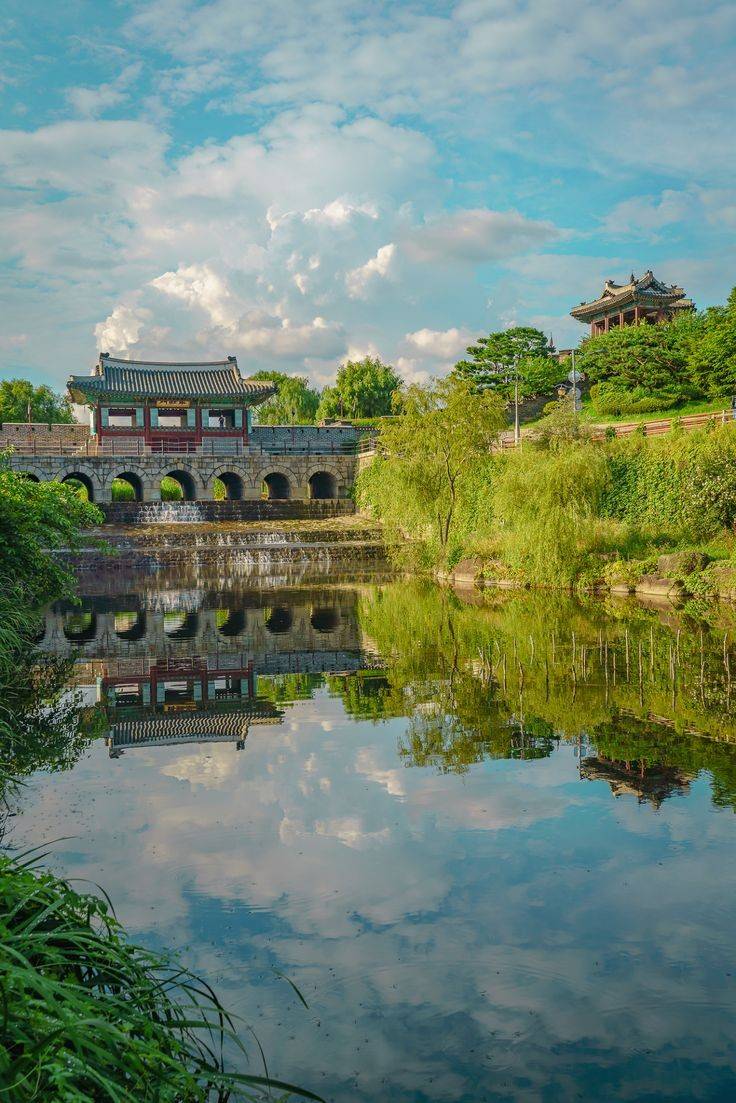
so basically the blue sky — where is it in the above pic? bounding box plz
[1,0,735,391]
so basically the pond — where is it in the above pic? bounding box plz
[12,567,736,1102]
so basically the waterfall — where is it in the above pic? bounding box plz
[137,501,205,523]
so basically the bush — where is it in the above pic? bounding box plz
[589,382,681,417]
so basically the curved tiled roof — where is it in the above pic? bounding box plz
[571,270,694,322]
[68,355,276,405]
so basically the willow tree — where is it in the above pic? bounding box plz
[357,377,506,565]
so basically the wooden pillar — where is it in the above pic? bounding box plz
[604,315,610,333]
[619,311,625,328]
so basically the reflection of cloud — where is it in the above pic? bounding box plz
[13,687,736,1102]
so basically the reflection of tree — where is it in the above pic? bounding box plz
[1,645,104,798]
[351,578,736,801]
[257,672,324,705]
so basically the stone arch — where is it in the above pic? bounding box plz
[308,470,338,499]
[162,468,198,501]
[60,470,96,502]
[163,611,199,639]
[310,606,340,633]
[18,471,40,482]
[217,609,245,637]
[63,610,98,643]
[262,471,292,500]
[264,606,293,634]
[213,470,245,500]
[111,470,144,502]
[114,610,147,641]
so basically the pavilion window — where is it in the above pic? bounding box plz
[201,408,209,428]
[234,409,243,429]
[150,408,159,428]
[135,407,145,428]
[186,408,196,429]
[107,407,137,428]
[100,408,109,428]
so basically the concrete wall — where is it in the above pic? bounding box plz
[9,451,358,504]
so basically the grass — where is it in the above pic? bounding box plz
[576,394,728,425]
[0,850,322,1102]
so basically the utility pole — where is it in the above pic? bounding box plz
[570,349,580,414]
[513,356,520,446]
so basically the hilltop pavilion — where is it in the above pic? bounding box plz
[67,354,275,451]
[570,271,694,336]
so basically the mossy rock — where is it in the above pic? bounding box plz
[705,563,736,601]
[656,550,710,578]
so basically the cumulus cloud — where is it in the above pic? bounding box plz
[151,264,237,329]
[601,190,697,238]
[345,242,396,298]
[94,304,151,354]
[404,327,473,360]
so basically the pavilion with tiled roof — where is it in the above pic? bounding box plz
[571,270,694,336]
[67,353,275,450]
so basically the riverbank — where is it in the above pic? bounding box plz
[358,399,736,602]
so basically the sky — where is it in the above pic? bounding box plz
[1,0,736,392]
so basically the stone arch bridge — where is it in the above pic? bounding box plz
[9,451,357,505]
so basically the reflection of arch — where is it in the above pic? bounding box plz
[216,609,245,637]
[308,470,338,499]
[114,611,147,641]
[163,611,199,639]
[262,472,291,500]
[61,472,95,502]
[112,471,144,502]
[215,471,244,500]
[310,607,340,633]
[264,607,293,634]
[63,611,97,643]
[163,469,197,501]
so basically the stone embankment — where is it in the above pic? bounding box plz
[442,550,736,604]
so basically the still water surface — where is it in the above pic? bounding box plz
[14,567,736,1101]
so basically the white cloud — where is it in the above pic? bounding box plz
[94,304,151,354]
[404,209,561,264]
[404,327,473,360]
[601,190,696,238]
[345,242,396,298]
[151,264,237,329]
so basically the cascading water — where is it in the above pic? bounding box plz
[138,501,205,523]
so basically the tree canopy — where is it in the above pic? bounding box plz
[250,370,320,425]
[0,379,73,424]
[316,357,402,420]
[454,327,557,398]
[357,376,506,564]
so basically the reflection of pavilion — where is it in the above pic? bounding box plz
[100,656,284,757]
[580,756,692,809]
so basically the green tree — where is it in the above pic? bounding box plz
[454,327,553,397]
[250,371,320,424]
[689,286,736,397]
[575,315,700,400]
[316,357,402,420]
[0,464,101,604]
[0,379,73,423]
[357,376,506,563]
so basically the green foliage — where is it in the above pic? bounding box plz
[589,381,682,417]
[492,442,612,585]
[454,327,554,397]
[316,357,402,420]
[0,378,73,424]
[0,850,320,1102]
[576,313,702,402]
[0,464,102,605]
[251,371,320,425]
[357,377,507,565]
[161,475,184,501]
[689,286,736,397]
